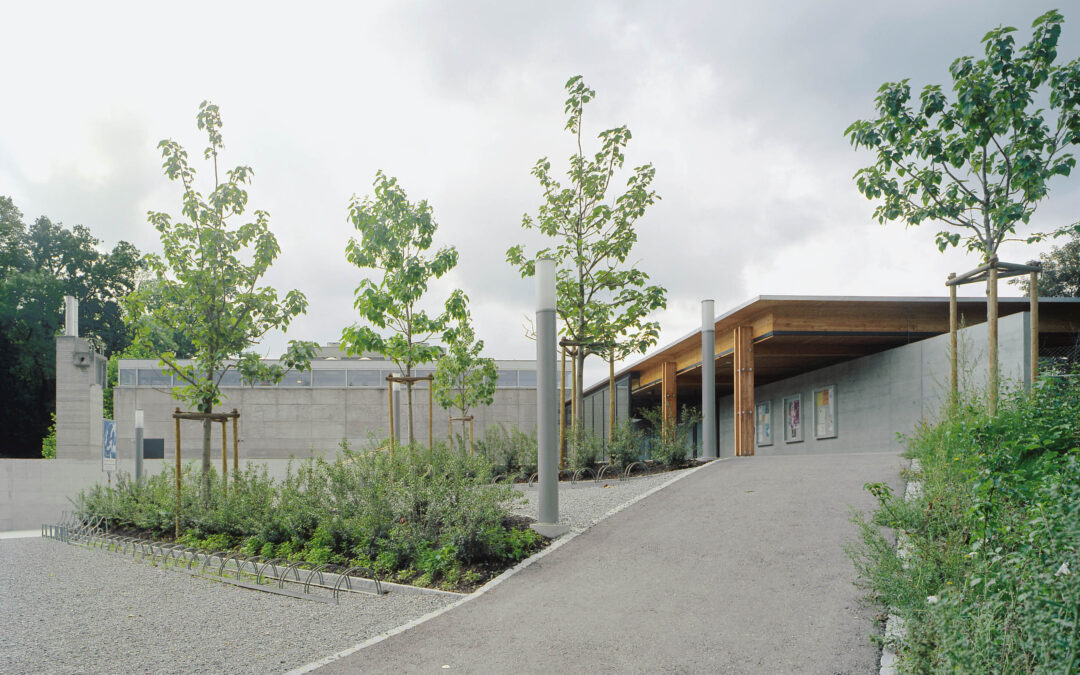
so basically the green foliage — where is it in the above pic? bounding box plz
[640,406,702,468]
[846,10,1080,258]
[127,101,316,476]
[433,313,497,420]
[1013,228,1080,297]
[75,442,542,590]
[342,171,468,443]
[474,425,538,477]
[849,372,1080,672]
[608,420,644,468]
[567,426,603,470]
[40,413,56,459]
[0,195,143,457]
[506,75,667,426]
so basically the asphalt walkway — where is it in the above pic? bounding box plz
[317,452,904,674]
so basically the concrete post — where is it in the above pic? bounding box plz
[64,295,78,337]
[532,258,567,537]
[134,409,144,481]
[701,300,716,459]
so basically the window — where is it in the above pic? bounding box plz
[313,370,346,387]
[497,370,518,387]
[278,370,311,387]
[348,370,383,387]
[137,369,171,387]
[517,370,537,387]
[118,369,136,386]
[219,371,242,387]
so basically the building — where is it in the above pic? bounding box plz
[577,295,1080,458]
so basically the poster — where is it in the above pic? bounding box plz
[755,400,772,446]
[814,385,837,439]
[783,394,802,443]
[102,419,117,472]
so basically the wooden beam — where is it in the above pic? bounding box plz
[733,325,754,457]
[662,361,677,435]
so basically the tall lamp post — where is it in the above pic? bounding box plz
[532,258,569,538]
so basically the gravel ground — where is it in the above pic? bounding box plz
[511,466,695,531]
[0,467,694,674]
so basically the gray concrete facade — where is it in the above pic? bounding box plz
[113,358,545,461]
[717,311,1030,457]
[54,336,107,460]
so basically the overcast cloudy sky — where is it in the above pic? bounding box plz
[2,1,1078,384]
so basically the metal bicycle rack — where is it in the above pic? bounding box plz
[41,514,385,604]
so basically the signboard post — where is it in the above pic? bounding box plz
[102,419,117,484]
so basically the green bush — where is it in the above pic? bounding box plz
[608,421,644,468]
[475,425,537,477]
[74,440,543,589]
[640,406,701,468]
[566,426,603,470]
[849,372,1080,672]
[41,413,56,459]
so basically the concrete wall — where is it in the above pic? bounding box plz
[54,336,107,460]
[716,312,1030,457]
[114,385,538,461]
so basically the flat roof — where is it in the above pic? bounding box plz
[584,295,1080,397]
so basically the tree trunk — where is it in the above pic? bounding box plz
[574,350,585,431]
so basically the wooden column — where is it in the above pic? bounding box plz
[948,273,958,405]
[220,419,227,484]
[608,352,615,447]
[733,325,755,457]
[1030,270,1039,386]
[231,410,239,477]
[988,257,999,416]
[661,361,677,439]
[559,347,566,468]
[174,409,181,539]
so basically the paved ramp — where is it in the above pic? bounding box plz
[318,452,904,674]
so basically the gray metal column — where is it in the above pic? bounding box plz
[701,299,717,459]
[135,408,144,481]
[532,258,567,537]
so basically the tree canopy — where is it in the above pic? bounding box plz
[507,75,667,426]
[433,310,498,425]
[846,10,1080,259]
[0,196,142,457]
[1013,228,1080,297]
[128,102,316,478]
[342,171,467,443]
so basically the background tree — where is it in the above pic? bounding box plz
[845,10,1080,407]
[0,196,142,457]
[342,171,466,444]
[1012,227,1080,297]
[507,75,667,432]
[433,310,498,448]
[128,102,316,488]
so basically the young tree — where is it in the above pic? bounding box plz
[433,311,498,448]
[128,102,316,488]
[507,75,667,430]
[845,10,1080,408]
[342,171,466,444]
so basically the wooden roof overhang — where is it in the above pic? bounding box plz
[586,296,1080,399]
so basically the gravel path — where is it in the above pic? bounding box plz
[0,468,692,674]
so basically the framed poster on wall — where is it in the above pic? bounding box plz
[755,400,773,446]
[813,385,837,439]
[782,394,802,443]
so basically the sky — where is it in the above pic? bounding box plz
[2,1,1078,385]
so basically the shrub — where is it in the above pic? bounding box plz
[567,426,603,470]
[640,406,701,467]
[848,371,1080,672]
[73,439,542,590]
[608,421,644,468]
